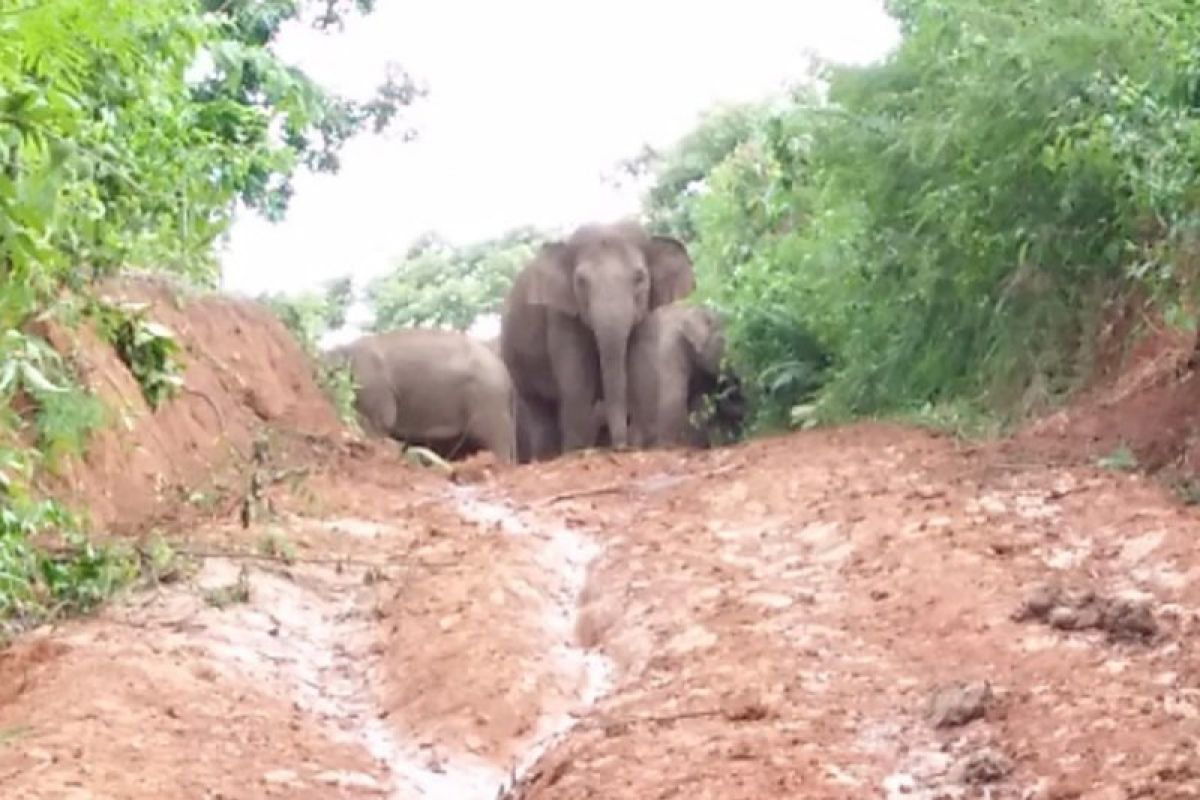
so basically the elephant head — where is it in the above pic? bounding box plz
[524,221,695,448]
[679,305,727,378]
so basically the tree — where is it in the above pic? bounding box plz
[0,0,422,617]
[0,0,422,319]
[614,102,770,240]
[259,275,355,351]
[632,0,1200,430]
[366,227,548,332]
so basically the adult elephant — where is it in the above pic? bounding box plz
[327,328,517,463]
[499,220,696,455]
[627,301,732,448]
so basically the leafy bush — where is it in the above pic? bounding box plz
[0,0,419,622]
[34,389,109,469]
[259,277,360,425]
[0,329,108,467]
[0,447,138,633]
[635,0,1200,432]
[94,300,186,409]
[366,227,548,332]
[316,356,360,427]
[261,276,355,351]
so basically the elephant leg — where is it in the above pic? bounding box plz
[656,370,692,448]
[627,406,651,448]
[547,317,600,452]
[627,393,653,449]
[468,410,517,464]
[516,394,560,462]
[528,410,561,460]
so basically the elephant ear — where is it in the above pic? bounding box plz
[525,241,579,316]
[645,236,696,308]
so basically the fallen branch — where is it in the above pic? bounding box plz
[582,708,726,729]
[536,482,628,506]
[578,703,774,732]
[181,385,226,435]
[176,546,459,571]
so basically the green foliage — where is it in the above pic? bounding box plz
[259,276,360,425]
[0,329,107,467]
[0,332,134,628]
[617,103,770,241]
[34,387,108,468]
[366,227,547,331]
[636,0,1200,431]
[0,0,416,624]
[1097,444,1138,471]
[93,300,185,409]
[316,357,360,427]
[0,0,416,293]
[260,276,354,351]
[0,448,137,630]
[257,529,296,565]
[203,565,251,609]
[36,532,139,614]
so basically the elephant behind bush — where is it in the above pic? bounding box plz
[627,302,743,448]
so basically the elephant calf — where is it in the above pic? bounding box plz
[627,302,730,449]
[327,328,517,463]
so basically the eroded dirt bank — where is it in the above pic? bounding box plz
[6,422,1200,798]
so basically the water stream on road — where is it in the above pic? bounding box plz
[184,485,613,799]
[448,487,616,794]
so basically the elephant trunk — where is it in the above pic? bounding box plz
[595,326,631,449]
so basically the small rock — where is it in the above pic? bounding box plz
[723,697,770,722]
[1013,583,1062,622]
[928,680,992,728]
[667,624,718,655]
[952,747,1012,785]
[1015,583,1160,644]
[314,770,383,792]
[1047,606,1081,630]
[1101,598,1157,642]
[727,740,756,760]
[263,769,300,786]
[1073,604,1104,630]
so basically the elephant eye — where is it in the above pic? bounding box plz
[633,270,648,285]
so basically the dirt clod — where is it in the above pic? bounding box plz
[1101,598,1159,642]
[928,680,993,728]
[1014,583,1159,643]
[952,747,1013,785]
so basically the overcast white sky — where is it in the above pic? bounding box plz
[217,0,900,306]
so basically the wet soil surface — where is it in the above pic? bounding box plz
[6,422,1200,798]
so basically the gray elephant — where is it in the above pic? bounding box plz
[482,335,555,464]
[627,302,729,448]
[499,220,696,457]
[327,328,517,462]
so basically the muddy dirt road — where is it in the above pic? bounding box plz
[3,422,1200,798]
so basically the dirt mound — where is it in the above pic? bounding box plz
[32,275,347,533]
[1010,307,1200,478]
